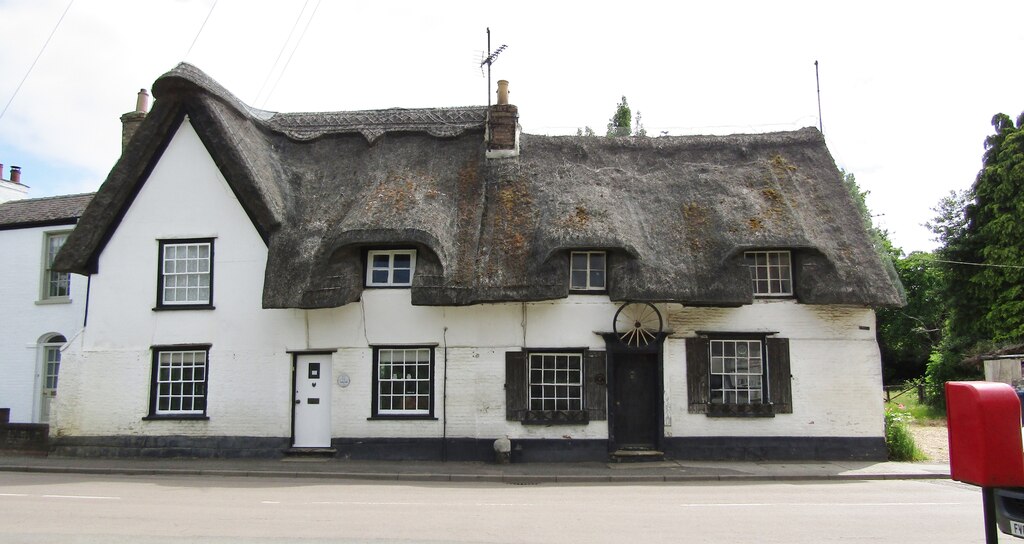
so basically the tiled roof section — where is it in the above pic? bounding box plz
[0,193,94,228]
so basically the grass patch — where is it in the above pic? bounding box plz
[884,386,946,423]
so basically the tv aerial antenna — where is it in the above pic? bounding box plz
[480,28,507,108]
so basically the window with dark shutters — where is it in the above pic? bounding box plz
[686,335,792,417]
[584,350,607,421]
[686,337,711,414]
[505,351,527,421]
[766,337,793,414]
[504,349,607,423]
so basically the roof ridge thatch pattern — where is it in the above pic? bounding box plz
[54,63,905,310]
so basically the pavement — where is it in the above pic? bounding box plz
[0,454,952,483]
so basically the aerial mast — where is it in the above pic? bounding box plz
[480,28,507,107]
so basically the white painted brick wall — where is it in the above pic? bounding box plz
[0,223,86,423]
[53,120,885,445]
[664,301,883,437]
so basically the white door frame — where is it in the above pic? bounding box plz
[291,351,335,448]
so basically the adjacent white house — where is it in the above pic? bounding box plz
[51,64,904,461]
[0,168,91,424]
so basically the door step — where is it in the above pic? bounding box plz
[284,447,337,459]
[610,449,665,463]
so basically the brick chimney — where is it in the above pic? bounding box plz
[120,89,151,152]
[0,163,28,203]
[486,80,519,159]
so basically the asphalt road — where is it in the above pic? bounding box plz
[0,472,1005,543]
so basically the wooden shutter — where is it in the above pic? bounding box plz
[505,351,527,421]
[584,350,607,421]
[767,337,792,414]
[686,336,710,413]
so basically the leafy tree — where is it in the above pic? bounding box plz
[934,112,1024,346]
[601,96,648,137]
[606,96,632,137]
[841,170,940,382]
[877,251,944,382]
[923,111,1024,406]
[967,112,1024,342]
[575,126,596,137]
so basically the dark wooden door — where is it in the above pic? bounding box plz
[611,353,659,449]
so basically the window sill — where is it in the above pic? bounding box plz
[142,414,210,421]
[705,403,775,418]
[367,415,437,421]
[568,289,608,295]
[520,410,590,425]
[35,298,71,305]
[153,305,216,311]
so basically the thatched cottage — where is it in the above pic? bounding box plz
[52,63,903,461]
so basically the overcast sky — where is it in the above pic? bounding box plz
[1,0,1021,253]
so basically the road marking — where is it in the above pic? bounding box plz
[679,502,965,508]
[0,493,29,497]
[41,494,121,500]
[309,501,534,507]
[261,501,281,504]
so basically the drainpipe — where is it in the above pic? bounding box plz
[442,326,449,461]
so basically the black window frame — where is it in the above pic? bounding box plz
[144,343,212,421]
[369,345,437,420]
[155,238,215,311]
[505,348,607,425]
[568,250,608,294]
[686,334,792,418]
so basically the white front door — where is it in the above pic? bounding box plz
[293,355,332,448]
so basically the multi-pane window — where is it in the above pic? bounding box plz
[570,251,606,292]
[528,353,583,411]
[152,348,208,416]
[43,232,70,299]
[44,346,61,390]
[374,347,432,416]
[745,250,792,296]
[159,240,213,307]
[42,334,66,392]
[366,250,416,287]
[709,339,765,405]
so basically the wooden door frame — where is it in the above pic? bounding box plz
[601,333,666,452]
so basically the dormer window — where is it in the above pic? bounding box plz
[570,251,606,292]
[366,250,416,287]
[745,250,792,296]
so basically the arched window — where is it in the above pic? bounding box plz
[42,334,66,391]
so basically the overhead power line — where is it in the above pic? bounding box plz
[184,0,219,60]
[930,258,1024,270]
[0,0,74,124]
[255,0,319,108]
[262,0,321,107]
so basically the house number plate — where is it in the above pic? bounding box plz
[337,374,351,388]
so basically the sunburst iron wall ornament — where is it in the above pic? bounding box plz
[612,302,663,348]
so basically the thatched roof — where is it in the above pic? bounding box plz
[55,63,904,309]
[0,193,93,230]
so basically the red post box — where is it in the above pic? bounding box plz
[946,381,1024,487]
